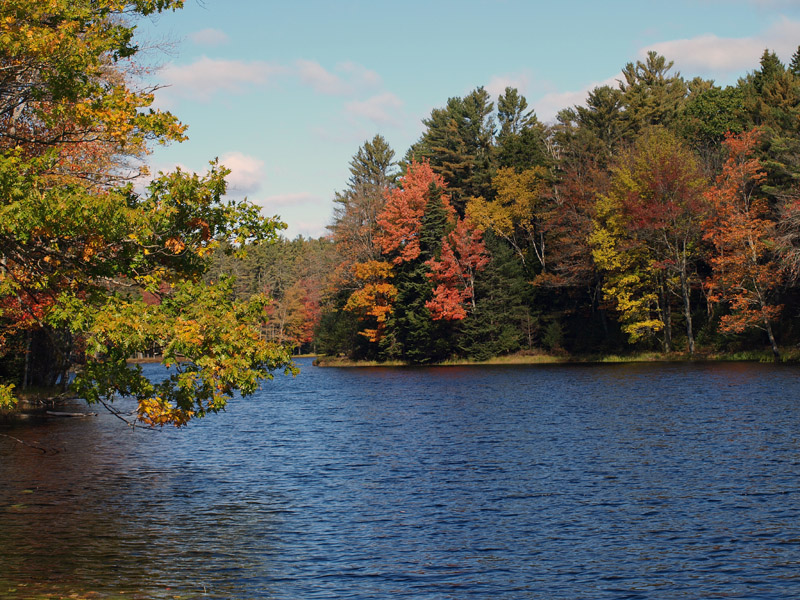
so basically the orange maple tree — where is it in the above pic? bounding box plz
[376,160,455,264]
[703,128,782,357]
[343,260,397,342]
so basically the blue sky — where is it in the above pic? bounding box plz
[137,0,800,239]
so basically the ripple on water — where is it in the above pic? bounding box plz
[1,359,800,598]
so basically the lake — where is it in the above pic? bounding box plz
[2,359,800,599]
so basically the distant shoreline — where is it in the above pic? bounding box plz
[313,349,800,367]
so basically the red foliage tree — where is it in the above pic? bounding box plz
[376,160,455,264]
[704,128,783,357]
[426,218,490,320]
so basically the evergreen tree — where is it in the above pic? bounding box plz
[406,87,496,213]
[790,45,800,77]
[619,51,688,135]
[553,85,626,171]
[388,183,453,363]
[577,86,629,156]
[330,135,398,264]
[496,87,549,170]
[740,49,800,201]
[681,80,746,174]
[458,234,534,359]
[497,87,536,137]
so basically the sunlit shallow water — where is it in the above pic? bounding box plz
[2,359,800,598]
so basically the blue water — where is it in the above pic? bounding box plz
[2,359,800,598]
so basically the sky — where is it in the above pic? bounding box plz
[135,0,800,239]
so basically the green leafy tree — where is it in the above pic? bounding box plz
[679,78,746,174]
[0,0,296,421]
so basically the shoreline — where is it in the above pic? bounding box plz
[313,348,800,367]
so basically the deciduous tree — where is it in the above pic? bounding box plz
[703,128,783,357]
[426,217,489,320]
[0,0,296,421]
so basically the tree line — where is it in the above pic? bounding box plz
[230,49,800,362]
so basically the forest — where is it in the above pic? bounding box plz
[218,49,800,363]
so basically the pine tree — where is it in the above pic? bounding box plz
[496,87,549,170]
[457,234,533,359]
[330,135,398,264]
[406,88,496,213]
[790,46,800,77]
[388,183,452,363]
[619,51,687,134]
[740,49,800,201]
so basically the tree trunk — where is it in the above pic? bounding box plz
[22,331,31,391]
[764,315,780,360]
[680,270,695,356]
[660,284,672,352]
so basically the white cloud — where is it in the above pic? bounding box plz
[337,61,383,89]
[533,75,620,123]
[293,59,382,96]
[189,28,229,47]
[219,152,265,195]
[642,17,800,76]
[288,219,330,239]
[158,56,284,102]
[345,92,405,126]
[533,16,800,123]
[255,194,331,239]
[486,71,533,99]
[295,59,351,95]
[259,192,323,208]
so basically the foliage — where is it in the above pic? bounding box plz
[457,233,533,359]
[590,127,707,352]
[206,47,800,363]
[0,0,296,424]
[591,189,664,343]
[703,128,783,357]
[405,87,496,212]
[70,278,296,426]
[619,51,687,134]
[344,260,397,342]
[0,383,16,408]
[467,166,549,273]
[426,217,489,320]
[329,135,397,267]
[377,160,455,263]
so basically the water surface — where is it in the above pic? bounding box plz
[2,359,799,598]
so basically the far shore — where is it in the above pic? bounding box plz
[313,348,800,367]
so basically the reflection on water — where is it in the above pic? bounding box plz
[2,360,800,598]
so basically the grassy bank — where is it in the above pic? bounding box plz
[314,347,800,367]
